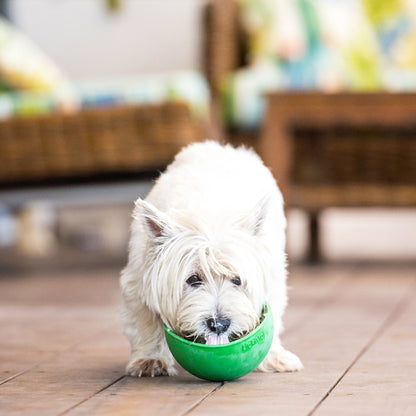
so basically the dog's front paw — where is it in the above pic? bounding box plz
[258,348,303,373]
[126,358,175,377]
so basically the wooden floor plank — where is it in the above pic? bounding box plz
[57,266,346,416]
[0,270,218,416]
[63,371,220,416]
[283,266,350,335]
[0,320,219,416]
[0,270,129,415]
[185,267,415,416]
[0,269,121,306]
[0,271,120,383]
[1,265,415,415]
[314,279,416,416]
[0,325,128,416]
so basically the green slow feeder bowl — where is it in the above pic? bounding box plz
[164,304,273,381]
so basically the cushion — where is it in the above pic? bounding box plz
[0,70,210,120]
[223,0,416,129]
[0,17,71,93]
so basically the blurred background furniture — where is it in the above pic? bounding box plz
[0,7,210,187]
[204,0,416,261]
[204,0,252,146]
[1,0,415,263]
[0,98,207,257]
[0,101,206,187]
[0,7,210,257]
[203,0,416,143]
[261,92,416,261]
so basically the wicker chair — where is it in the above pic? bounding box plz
[203,0,258,149]
[0,102,206,187]
[203,1,416,261]
[0,100,207,257]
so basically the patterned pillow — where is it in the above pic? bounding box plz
[236,0,384,89]
[237,0,416,91]
[0,17,71,92]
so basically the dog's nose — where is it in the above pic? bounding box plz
[206,317,231,335]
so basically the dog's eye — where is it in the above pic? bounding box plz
[186,275,203,287]
[231,276,241,286]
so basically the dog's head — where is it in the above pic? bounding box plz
[133,198,279,345]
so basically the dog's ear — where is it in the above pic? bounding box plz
[242,195,271,236]
[133,199,179,242]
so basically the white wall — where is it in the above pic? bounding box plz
[8,0,206,80]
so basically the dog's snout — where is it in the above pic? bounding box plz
[206,317,231,335]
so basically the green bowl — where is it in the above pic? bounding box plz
[164,304,273,381]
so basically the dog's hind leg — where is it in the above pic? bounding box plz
[257,305,303,372]
[257,344,303,373]
[258,283,303,373]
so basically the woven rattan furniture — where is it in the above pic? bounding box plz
[261,92,416,261]
[0,102,206,187]
[203,0,258,148]
[0,101,206,256]
[204,2,416,260]
[204,0,245,96]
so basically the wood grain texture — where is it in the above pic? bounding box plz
[187,267,416,415]
[1,265,415,415]
[0,271,120,384]
[62,267,348,416]
[315,280,416,416]
[64,371,220,416]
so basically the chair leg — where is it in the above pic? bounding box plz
[307,211,321,263]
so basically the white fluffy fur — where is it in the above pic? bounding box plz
[120,141,302,376]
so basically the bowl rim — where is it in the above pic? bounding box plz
[164,303,271,350]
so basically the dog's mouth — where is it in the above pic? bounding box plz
[178,307,266,345]
[182,331,249,345]
[205,333,229,345]
[182,333,229,345]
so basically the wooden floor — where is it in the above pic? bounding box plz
[1,263,415,416]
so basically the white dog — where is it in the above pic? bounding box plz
[120,141,302,377]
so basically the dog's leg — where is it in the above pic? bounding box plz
[258,292,303,373]
[258,343,303,372]
[121,298,176,377]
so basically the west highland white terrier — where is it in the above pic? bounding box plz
[120,141,302,377]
